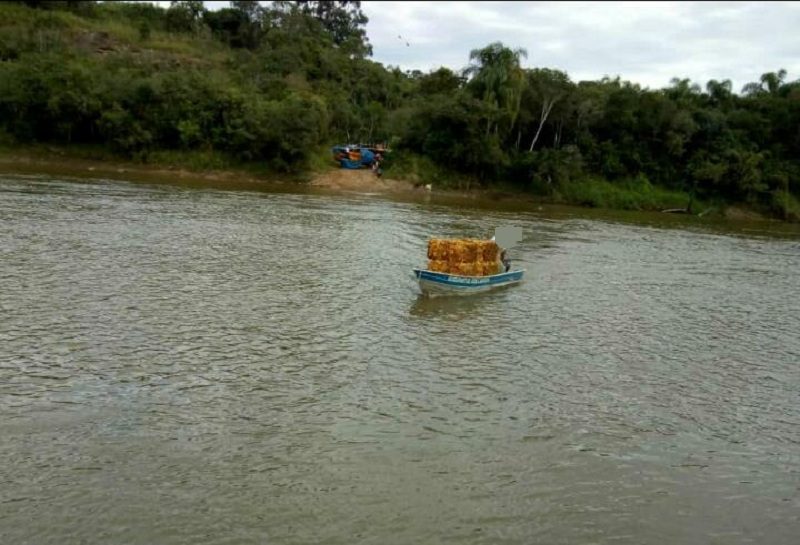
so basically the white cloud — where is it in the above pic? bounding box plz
[361,0,800,92]
[149,1,800,92]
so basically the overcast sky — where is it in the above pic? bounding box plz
[360,1,800,92]
[174,1,800,92]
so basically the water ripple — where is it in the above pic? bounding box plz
[1,174,799,544]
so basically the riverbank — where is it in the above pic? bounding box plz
[0,145,303,189]
[0,145,535,203]
[0,145,783,223]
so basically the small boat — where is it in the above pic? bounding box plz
[412,268,525,297]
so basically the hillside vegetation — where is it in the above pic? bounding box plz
[1,1,799,219]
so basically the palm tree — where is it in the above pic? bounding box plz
[464,42,528,140]
[742,69,787,96]
[666,77,701,104]
[704,79,734,112]
[761,69,787,95]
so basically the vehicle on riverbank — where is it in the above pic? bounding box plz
[331,143,389,169]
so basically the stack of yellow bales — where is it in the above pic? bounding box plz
[427,238,501,276]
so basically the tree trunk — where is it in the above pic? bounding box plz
[529,100,556,152]
[515,128,522,151]
[686,180,697,214]
[555,119,563,149]
[553,118,562,148]
[785,178,789,221]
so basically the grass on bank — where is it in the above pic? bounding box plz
[380,150,480,189]
[0,2,230,61]
[0,139,317,183]
[555,176,696,212]
[380,149,706,212]
[0,139,785,222]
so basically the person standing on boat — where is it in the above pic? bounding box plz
[490,235,510,273]
[500,249,511,272]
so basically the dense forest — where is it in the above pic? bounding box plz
[1,1,799,219]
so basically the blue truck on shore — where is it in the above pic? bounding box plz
[331,143,389,169]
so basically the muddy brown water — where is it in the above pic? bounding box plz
[1,172,799,544]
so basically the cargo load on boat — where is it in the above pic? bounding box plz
[426,239,501,276]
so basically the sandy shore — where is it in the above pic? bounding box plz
[0,149,437,196]
[308,168,422,193]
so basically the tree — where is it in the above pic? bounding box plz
[205,6,261,49]
[165,1,205,33]
[295,1,372,57]
[742,69,788,97]
[761,69,787,96]
[464,42,527,140]
[364,100,385,141]
[401,92,506,180]
[418,67,462,96]
[665,77,701,108]
[705,79,732,108]
[523,68,571,152]
[230,0,261,21]
[13,1,95,12]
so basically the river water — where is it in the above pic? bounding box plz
[1,173,799,544]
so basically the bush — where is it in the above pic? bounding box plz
[507,146,585,194]
[558,175,691,211]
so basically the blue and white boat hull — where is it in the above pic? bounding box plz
[412,268,525,296]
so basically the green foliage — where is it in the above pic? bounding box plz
[557,175,692,211]
[146,149,231,171]
[138,21,150,41]
[203,7,258,49]
[165,1,204,34]
[0,127,16,147]
[418,67,463,96]
[769,189,800,222]
[296,1,372,57]
[0,2,798,219]
[381,149,468,188]
[508,146,585,194]
[401,92,507,180]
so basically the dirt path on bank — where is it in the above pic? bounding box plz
[309,168,419,193]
